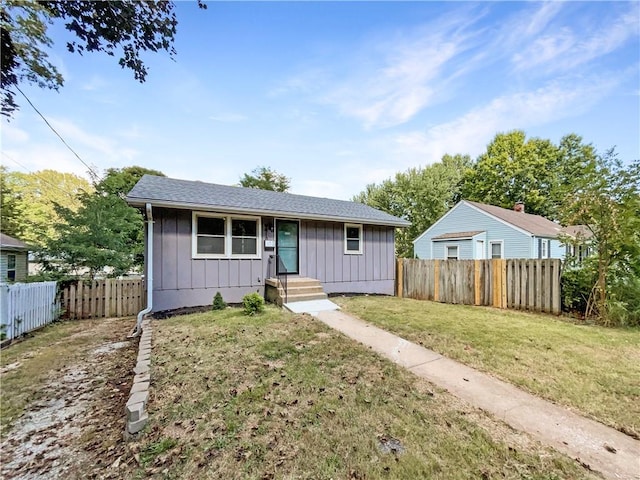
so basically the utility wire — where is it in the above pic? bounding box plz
[15,85,102,182]
[1,152,88,199]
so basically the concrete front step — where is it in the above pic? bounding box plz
[282,292,328,303]
[266,277,322,288]
[275,285,325,296]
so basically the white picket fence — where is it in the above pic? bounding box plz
[0,282,59,342]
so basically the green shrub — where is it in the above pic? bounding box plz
[561,263,596,316]
[242,292,265,316]
[212,291,227,311]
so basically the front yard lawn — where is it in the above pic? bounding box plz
[131,306,597,479]
[334,296,640,439]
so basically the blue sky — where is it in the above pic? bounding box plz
[2,1,639,200]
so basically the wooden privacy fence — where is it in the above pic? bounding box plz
[60,278,145,319]
[0,281,59,341]
[397,258,562,314]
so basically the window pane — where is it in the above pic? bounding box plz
[7,270,15,281]
[491,243,502,258]
[7,255,16,269]
[197,236,225,254]
[232,219,257,237]
[347,239,360,251]
[232,238,257,255]
[447,246,458,259]
[198,217,225,236]
[346,227,360,239]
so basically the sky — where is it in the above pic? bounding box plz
[2,1,639,200]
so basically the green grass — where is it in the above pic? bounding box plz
[334,295,640,439]
[129,305,597,479]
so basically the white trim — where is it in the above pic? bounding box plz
[490,240,504,259]
[445,244,459,260]
[192,211,262,259]
[128,199,410,227]
[344,223,363,255]
[475,239,485,260]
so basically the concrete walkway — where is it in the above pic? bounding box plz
[315,310,640,480]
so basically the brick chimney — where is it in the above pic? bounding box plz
[514,202,525,213]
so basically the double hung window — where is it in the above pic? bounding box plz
[193,213,260,258]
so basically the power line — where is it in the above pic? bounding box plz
[1,152,88,199]
[15,85,102,182]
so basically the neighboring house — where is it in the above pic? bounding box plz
[413,200,565,260]
[0,233,29,282]
[126,175,410,312]
[562,225,594,263]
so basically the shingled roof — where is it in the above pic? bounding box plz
[127,175,410,227]
[0,233,29,251]
[465,201,562,237]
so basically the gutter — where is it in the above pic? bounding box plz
[130,203,153,338]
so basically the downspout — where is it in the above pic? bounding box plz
[130,203,153,337]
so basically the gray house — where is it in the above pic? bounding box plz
[0,233,29,282]
[413,200,565,260]
[127,175,409,312]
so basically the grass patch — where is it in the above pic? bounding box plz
[131,305,597,479]
[334,296,640,438]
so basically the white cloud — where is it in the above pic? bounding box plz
[512,5,640,73]
[81,75,109,91]
[392,75,621,166]
[1,123,29,143]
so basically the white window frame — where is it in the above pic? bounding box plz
[445,244,459,260]
[490,240,504,259]
[6,254,16,282]
[192,212,261,259]
[344,223,363,255]
[541,239,549,258]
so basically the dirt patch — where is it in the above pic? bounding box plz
[0,317,138,479]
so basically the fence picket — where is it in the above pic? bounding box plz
[399,259,561,314]
[57,278,145,320]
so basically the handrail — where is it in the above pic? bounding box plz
[267,255,289,305]
[276,255,288,304]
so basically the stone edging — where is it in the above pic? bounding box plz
[125,319,151,435]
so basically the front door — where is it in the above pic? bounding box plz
[475,240,485,259]
[276,220,299,274]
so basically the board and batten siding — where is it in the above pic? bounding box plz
[414,202,532,260]
[300,220,395,295]
[151,208,396,311]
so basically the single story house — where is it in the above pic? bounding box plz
[562,225,594,262]
[126,175,410,312]
[0,233,29,282]
[413,200,565,260]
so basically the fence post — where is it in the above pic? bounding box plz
[396,258,403,298]
[433,260,440,302]
[474,260,481,305]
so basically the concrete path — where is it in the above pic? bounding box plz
[315,310,640,480]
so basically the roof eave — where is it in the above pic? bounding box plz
[126,197,411,228]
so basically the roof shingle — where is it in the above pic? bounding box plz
[127,175,410,227]
[465,201,562,237]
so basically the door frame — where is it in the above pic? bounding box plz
[275,219,300,275]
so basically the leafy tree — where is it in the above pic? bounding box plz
[239,166,291,192]
[0,166,24,238]
[1,1,205,117]
[7,169,91,247]
[354,154,471,257]
[560,152,640,326]
[40,190,142,278]
[40,166,164,278]
[459,131,563,218]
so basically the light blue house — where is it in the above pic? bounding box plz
[413,201,565,260]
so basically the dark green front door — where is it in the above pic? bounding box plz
[276,220,299,274]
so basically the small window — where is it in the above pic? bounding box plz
[541,240,549,258]
[196,216,226,255]
[344,224,363,254]
[231,219,258,255]
[490,241,503,259]
[446,245,459,260]
[7,254,16,282]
